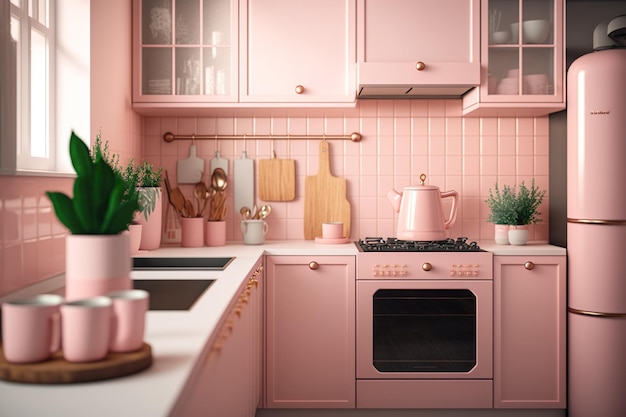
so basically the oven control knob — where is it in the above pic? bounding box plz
[422,262,432,271]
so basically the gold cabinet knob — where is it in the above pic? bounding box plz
[415,61,426,71]
[524,261,535,270]
[309,261,319,270]
[295,85,305,94]
[422,262,432,271]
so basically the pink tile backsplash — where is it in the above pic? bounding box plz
[0,99,551,297]
[141,99,550,245]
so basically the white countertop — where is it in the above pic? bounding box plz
[0,239,563,416]
[0,240,358,417]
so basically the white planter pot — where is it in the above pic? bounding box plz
[508,225,529,246]
[494,224,510,245]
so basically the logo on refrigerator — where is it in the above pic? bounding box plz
[589,110,610,115]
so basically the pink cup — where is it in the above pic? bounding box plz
[1,294,63,363]
[322,222,344,239]
[181,217,205,247]
[61,296,112,363]
[106,289,149,353]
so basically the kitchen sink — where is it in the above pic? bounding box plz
[25,279,216,312]
[132,257,235,271]
[133,279,215,311]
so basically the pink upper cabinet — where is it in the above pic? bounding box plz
[240,0,357,104]
[357,0,480,97]
[463,0,566,116]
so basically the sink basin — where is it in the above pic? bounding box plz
[133,279,215,311]
[132,257,235,271]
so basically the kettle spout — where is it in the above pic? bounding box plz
[387,189,402,212]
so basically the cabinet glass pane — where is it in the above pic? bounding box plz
[488,48,520,95]
[522,0,554,45]
[522,48,554,95]
[175,48,201,95]
[203,0,231,45]
[142,48,172,94]
[143,0,173,45]
[175,0,200,44]
[489,0,519,45]
[203,48,230,95]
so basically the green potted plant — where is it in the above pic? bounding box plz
[46,131,139,299]
[485,179,545,245]
[485,182,516,244]
[128,159,163,250]
[508,180,545,245]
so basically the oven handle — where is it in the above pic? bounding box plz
[568,307,626,318]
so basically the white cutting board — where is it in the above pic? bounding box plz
[210,150,229,176]
[177,144,205,184]
[234,150,254,213]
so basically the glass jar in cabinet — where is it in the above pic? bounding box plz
[463,0,565,116]
[133,0,239,109]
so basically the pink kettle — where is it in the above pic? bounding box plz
[387,174,458,241]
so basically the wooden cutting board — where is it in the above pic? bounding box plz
[304,141,351,240]
[0,343,152,384]
[258,153,296,201]
[177,144,205,184]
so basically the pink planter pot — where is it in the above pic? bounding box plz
[65,234,132,301]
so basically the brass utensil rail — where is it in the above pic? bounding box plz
[163,132,362,143]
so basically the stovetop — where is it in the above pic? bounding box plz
[356,237,483,252]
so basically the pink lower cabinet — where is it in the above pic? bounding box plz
[264,255,356,408]
[171,260,263,417]
[494,255,566,408]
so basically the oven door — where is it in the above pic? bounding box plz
[356,280,493,379]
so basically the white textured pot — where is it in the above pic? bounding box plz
[494,224,510,245]
[135,187,162,251]
[508,225,529,246]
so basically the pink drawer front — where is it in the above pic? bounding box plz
[356,380,493,409]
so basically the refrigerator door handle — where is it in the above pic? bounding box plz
[569,307,626,318]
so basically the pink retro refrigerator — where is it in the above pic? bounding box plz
[567,16,626,417]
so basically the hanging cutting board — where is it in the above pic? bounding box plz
[258,151,296,201]
[210,150,229,176]
[304,141,351,240]
[234,150,255,213]
[177,144,205,184]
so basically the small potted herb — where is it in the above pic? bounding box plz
[485,179,545,245]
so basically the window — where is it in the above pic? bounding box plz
[0,0,89,175]
[11,0,56,171]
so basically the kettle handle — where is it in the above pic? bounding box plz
[440,190,458,229]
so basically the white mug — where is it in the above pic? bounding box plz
[241,220,268,245]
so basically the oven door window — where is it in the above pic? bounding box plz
[373,289,476,373]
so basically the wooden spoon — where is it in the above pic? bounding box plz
[166,170,186,217]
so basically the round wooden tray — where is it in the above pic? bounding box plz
[0,343,152,384]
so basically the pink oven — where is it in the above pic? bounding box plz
[355,238,494,409]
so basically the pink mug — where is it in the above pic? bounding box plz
[61,296,113,362]
[106,289,149,353]
[322,222,344,239]
[1,294,63,363]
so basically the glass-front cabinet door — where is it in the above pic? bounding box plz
[463,0,565,116]
[133,0,238,104]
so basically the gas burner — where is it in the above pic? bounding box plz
[357,237,482,252]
